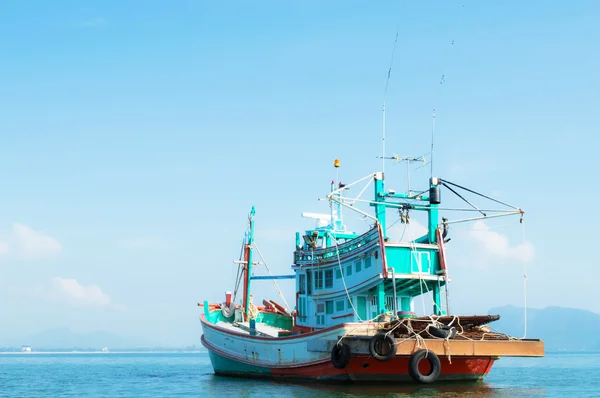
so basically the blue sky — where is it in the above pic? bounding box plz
[0,1,598,346]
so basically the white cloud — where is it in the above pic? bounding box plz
[13,223,62,259]
[51,277,124,310]
[468,220,535,263]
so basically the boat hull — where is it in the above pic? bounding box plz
[200,316,495,383]
[206,343,495,382]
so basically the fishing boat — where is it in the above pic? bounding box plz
[199,161,544,383]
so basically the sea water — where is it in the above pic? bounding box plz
[0,352,598,397]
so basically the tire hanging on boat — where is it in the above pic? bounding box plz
[331,342,351,369]
[368,333,397,362]
[408,349,441,384]
[428,324,457,339]
[221,303,234,318]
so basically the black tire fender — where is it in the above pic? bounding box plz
[331,342,351,369]
[368,333,397,362]
[408,349,441,384]
[429,325,457,339]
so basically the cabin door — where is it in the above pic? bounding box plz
[367,295,377,319]
[356,296,367,320]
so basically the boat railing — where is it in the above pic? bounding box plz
[294,226,380,265]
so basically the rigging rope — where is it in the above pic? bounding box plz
[406,221,444,316]
[231,238,246,305]
[441,181,486,216]
[252,242,293,313]
[440,179,519,210]
[521,216,528,339]
[329,232,365,322]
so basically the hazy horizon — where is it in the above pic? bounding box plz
[2,304,599,349]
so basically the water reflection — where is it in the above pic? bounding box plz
[202,375,546,398]
[280,381,545,397]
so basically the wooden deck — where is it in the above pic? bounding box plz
[395,338,544,357]
[341,335,544,357]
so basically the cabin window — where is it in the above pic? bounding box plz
[325,270,333,288]
[336,300,345,312]
[307,272,313,294]
[335,269,342,279]
[346,265,353,276]
[326,301,334,315]
[355,260,362,273]
[315,271,323,289]
[298,274,306,294]
[298,297,307,319]
[365,256,372,268]
[316,302,325,325]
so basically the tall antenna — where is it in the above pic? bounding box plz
[430,4,464,178]
[430,107,435,178]
[382,2,404,174]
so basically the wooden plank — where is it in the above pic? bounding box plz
[394,338,544,357]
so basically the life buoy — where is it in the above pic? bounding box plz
[368,333,397,362]
[331,342,351,369]
[408,349,441,384]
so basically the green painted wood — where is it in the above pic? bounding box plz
[373,173,387,238]
[377,282,385,314]
[208,349,271,376]
[245,206,256,318]
[384,246,439,275]
[357,296,367,320]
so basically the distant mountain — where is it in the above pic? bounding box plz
[488,305,600,352]
[18,328,158,350]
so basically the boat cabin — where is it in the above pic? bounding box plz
[292,172,448,331]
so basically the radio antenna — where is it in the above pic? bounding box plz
[381,1,404,175]
[430,4,464,178]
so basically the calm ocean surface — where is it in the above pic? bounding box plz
[0,352,598,397]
